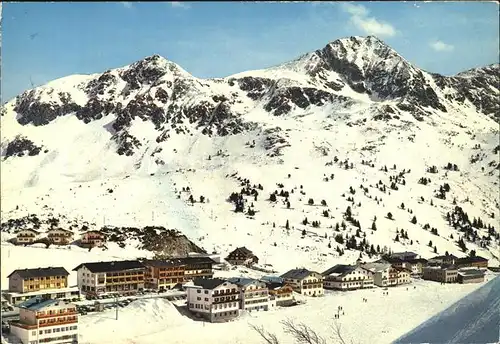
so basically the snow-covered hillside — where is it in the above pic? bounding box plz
[1,35,499,274]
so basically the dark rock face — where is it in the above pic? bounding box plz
[433,64,499,122]
[311,37,448,114]
[86,71,117,97]
[112,131,142,156]
[15,90,81,126]
[264,87,335,116]
[120,55,170,89]
[235,77,274,100]
[4,136,43,158]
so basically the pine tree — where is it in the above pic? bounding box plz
[411,216,417,224]
[285,220,290,230]
[395,234,400,242]
[302,229,306,236]
[428,240,433,247]
[371,221,377,231]
[433,246,437,253]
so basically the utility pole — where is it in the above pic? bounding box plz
[115,294,119,320]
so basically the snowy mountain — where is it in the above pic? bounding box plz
[1,35,499,273]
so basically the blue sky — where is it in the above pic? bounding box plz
[2,1,498,102]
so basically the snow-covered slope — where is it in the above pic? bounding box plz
[394,275,500,344]
[1,35,499,273]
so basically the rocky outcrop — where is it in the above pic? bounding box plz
[5,36,499,159]
[4,136,43,158]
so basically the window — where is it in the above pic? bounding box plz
[197,297,201,301]
[204,290,208,294]
[204,298,208,301]
[197,290,201,294]
[32,331,36,336]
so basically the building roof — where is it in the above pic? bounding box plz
[227,277,262,287]
[226,247,255,258]
[391,251,418,257]
[456,256,488,264]
[381,257,404,264]
[406,258,428,264]
[322,264,357,277]
[191,277,229,290]
[18,298,68,311]
[429,254,459,261]
[47,228,73,234]
[394,266,412,273]
[17,229,39,235]
[176,256,217,265]
[261,276,284,284]
[73,260,145,273]
[424,264,457,271]
[280,268,317,280]
[140,259,185,268]
[264,281,290,290]
[458,269,485,277]
[362,262,391,272]
[8,267,69,279]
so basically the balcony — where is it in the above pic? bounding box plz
[212,297,239,305]
[303,281,322,286]
[36,311,77,319]
[11,318,77,330]
[213,290,239,297]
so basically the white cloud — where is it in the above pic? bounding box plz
[121,2,133,9]
[170,2,191,9]
[340,3,396,38]
[341,3,369,17]
[430,40,454,52]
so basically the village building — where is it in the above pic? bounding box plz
[322,264,374,290]
[185,278,240,322]
[362,262,392,287]
[422,265,458,283]
[73,260,145,296]
[225,247,259,266]
[387,266,399,286]
[47,228,74,245]
[10,298,78,344]
[455,256,488,269]
[15,229,39,245]
[262,279,294,306]
[280,268,324,296]
[8,267,70,294]
[228,278,270,312]
[141,259,185,291]
[390,251,419,260]
[177,256,215,280]
[379,257,428,276]
[394,267,412,285]
[405,258,428,276]
[80,230,106,248]
[457,268,486,284]
[428,254,459,266]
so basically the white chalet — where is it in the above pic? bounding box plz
[10,298,78,344]
[280,268,324,296]
[228,277,270,312]
[322,264,374,290]
[362,262,392,287]
[185,278,240,322]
